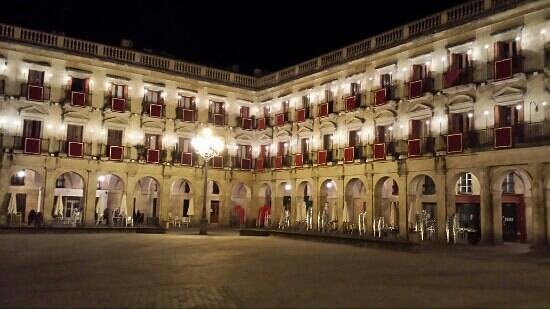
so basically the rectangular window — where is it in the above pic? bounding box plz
[144,89,161,104]
[71,78,86,92]
[178,96,195,109]
[111,84,127,99]
[281,100,289,113]
[322,134,332,150]
[211,101,225,114]
[240,106,250,118]
[263,106,270,117]
[277,142,288,156]
[380,73,392,88]
[145,134,161,150]
[376,126,386,143]
[350,82,360,95]
[495,40,519,60]
[457,172,473,194]
[348,130,358,147]
[237,144,251,159]
[325,89,333,102]
[301,95,310,108]
[0,79,5,95]
[300,138,309,154]
[449,113,470,134]
[502,173,515,194]
[28,70,44,85]
[451,53,469,70]
[411,64,427,81]
[259,144,269,158]
[107,129,123,146]
[66,124,83,142]
[23,119,42,138]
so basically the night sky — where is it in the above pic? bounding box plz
[0,0,468,75]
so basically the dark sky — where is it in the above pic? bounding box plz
[0,0,467,75]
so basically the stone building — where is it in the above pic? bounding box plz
[0,0,549,246]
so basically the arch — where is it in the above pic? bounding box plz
[491,167,533,243]
[206,179,222,224]
[230,182,251,227]
[407,174,437,240]
[95,173,125,225]
[319,179,338,216]
[257,182,272,206]
[344,178,366,225]
[133,176,160,224]
[53,171,86,223]
[374,176,399,235]
[170,178,193,218]
[256,182,272,228]
[451,171,482,244]
[6,169,45,223]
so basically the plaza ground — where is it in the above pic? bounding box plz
[0,231,549,308]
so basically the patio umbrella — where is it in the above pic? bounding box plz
[330,202,338,222]
[295,201,304,223]
[54,196,64,217]
[342,202,350,223]
[7,193,17,215]
[187,198,194,216]
[120,194,128,217]
[37,187,43,213]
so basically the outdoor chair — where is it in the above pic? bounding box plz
[174,216,181,228]
[182,216,190,228]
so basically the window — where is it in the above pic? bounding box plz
[212,182,220,194]
[107,129,123,146]
[259,145,269,158]
[178,137,192,153]
[66,124,83,142]
[300,138,309,154]
[350,82,360,95]
[56,176,65,188]
[380,73,392,88]
[281,100,289,113]
[28,70,44,85]
[23,119,42,138]
[240,106,250,118]
[348,130,359,147]
[71,78,87,92]
[144,89,161,104]
[322,134,333,150]
[111,84,127,99]
[262,106,270,117]
[301,95,310,108]
[10,174,25,186]
[411,64,428,81]
[184,182,191,193]
[178,96,195,109]
[325,89,333,102]
[211,101,224,114]
[277,142,288,156]
[457,172,473,194]
[0,79,5,95]
[422,176,436,195]
[449,113,470,134]
[495,40,519,60]
[502,172,515,194]
[450,53,469,70]
[145,134,161,150]
[237,145,251,159]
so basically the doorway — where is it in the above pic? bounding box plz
[210,201,219,223]
[502,203,518,242]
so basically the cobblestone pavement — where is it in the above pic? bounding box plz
[0,232,549,308]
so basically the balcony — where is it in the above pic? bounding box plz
[318,101,334,117]
[146,149,161,163]
[233,157,252,170]
[176,107,197,122]
[406,78,433,100]
[254,156,272,171]
[316,149,337,165]
[488,56,524,81]
[57,140,92,158]
[295,108,310,123]
[443,67,473,89]
[294,152,312,167]
[177,151,194,166]
[211,155,224,168]
[104,94,130,113]
[20,83,51,102]
[373,142,398,161]
[208,113,226,126]
[103,144,127,161]
[406,137,435,157]
[65,90,92,107]
[255,117,269,130]
[237,116,253,130]
[343,94,361,112]
[273,155,292,169]
[371,86,396,107]
[142,98,165,118]
[275,112,289,126]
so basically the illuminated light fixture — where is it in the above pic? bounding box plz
[17,170,26,178]
[128,86,133,90]
[368,77,373,81]
[515,104,522,110]
[425,61,431,66]
[441,56,446,62]
[97,175,105,182]
[425,120,430,125]
[284,183,291,191]
[484,110,489,116]
[515,36,521,41]
[388,126,394,131]
[399,125,404,129]
[47,124,53,129]
[326,181,333,189]
[402,68,407,72]
[542,101,548,106]
[467,112,473,118]
[541,29,547,34]
[467,49,473,55]
[484,44,490,49]
[48,73,53,78]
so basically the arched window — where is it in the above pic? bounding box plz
[212,182,220,194]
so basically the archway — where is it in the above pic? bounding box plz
[256,183,272,227]
[230,183,251,227]
[453,171,481,244]
[5,169,44,224]
[276,181,292,228]
[96,174,124,225]
[207,180,222,224]
[345,178,366,227]
[170,178,193,219]
[320,179,338,229]
[133,176,160,226]
[408,174,437,240]
[54,172,85,224]
[297,181,314,228]
[493,169,531,243]
[374,177,399,236]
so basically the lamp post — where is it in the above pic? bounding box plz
[192,127,224,235]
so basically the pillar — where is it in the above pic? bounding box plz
[530,163,548,247]
[479,167,494,244]
[84,169,98,226]
[398,175,408,239]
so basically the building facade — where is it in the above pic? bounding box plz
[1,0,550,246]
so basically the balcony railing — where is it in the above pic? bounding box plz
[343,94,362,112]
[104,94,131,112]
[371,86,396,106]
[318,101,335,117]
[443,67,474,89]
[64,89,92,107]
[5,136,50,154]
[487,55,524,81]
[57,140,93,157]
[20,83,51,102]
[273,154,292,168]
[275,112,289,126]
[406,77,434,99]
[315,149,338,165]
[406,137,435,157]
[295,107,311,123]
[255,117,270,130]
[237,116,254,130]
[176,107,197,122]
[208,113,227,126]
[142,99,165,118]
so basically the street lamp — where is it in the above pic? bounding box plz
[529,101,547,123]
[192,127,224,235]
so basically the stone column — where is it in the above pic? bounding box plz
[491,183,503,245]
[159,174,172,227]
[42,166,57,223]
[335,177,344,232]
[0,157,13,224]
[435,171,448,241]
[479,167,494,244]
[530,163,547,247]
[365,172,374,236]
[84,169,98,226]
[398,175,408,240]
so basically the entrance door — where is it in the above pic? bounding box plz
[64,197,81,218]
[16,193,26,223]
[456,203,481,244]
[502,203,518,242]
[210,201,219,223]
[183,199,190,217]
